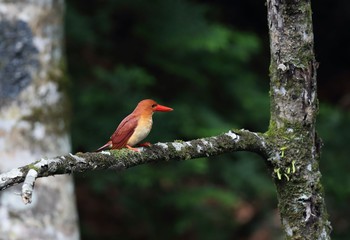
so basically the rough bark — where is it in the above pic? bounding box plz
[0,0,79,239]
[266,0,331,239]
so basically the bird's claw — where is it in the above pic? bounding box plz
[126,145,140,152]
[138,142,152,147]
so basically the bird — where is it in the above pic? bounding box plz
[96,99,173,152]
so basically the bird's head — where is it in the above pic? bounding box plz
[136,99,173,113]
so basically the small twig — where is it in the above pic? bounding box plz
[21,169,38,204]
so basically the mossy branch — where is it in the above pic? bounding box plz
[0,129,268,203]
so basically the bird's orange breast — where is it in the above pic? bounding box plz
[126,115,153,146]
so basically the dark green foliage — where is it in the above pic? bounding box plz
[67,1,272,239]
[66,0,349,239]
[317,105,350,239]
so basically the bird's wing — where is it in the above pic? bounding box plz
[110,114,139,149]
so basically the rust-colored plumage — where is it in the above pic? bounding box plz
[97,99,173,152]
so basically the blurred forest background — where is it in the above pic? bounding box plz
[65,0,350,239]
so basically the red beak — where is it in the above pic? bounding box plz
[154,104,173,112]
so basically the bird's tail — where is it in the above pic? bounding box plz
[96,140,112,152]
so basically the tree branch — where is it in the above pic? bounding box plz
[0,129,268,203]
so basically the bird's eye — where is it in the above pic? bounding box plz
[152,104,157,108]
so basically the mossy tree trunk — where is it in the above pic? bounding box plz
[0,0,79,239]
[266,0,331,238]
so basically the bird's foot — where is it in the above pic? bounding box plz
[126,145,140,152]
[138,142,152,147]
[126,142,152,152]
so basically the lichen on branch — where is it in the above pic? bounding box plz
[0,129,268,203]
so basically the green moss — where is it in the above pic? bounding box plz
[27,163,40,172]
[110,148,134,159]
[167,144,179,156]
[265,119,277,137]
[265,115,316,181]
[20,161,41,174]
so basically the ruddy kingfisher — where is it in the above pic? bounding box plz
[97,99,173,152]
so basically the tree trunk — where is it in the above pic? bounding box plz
[266,0,332,238]
[0,0,79,239]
